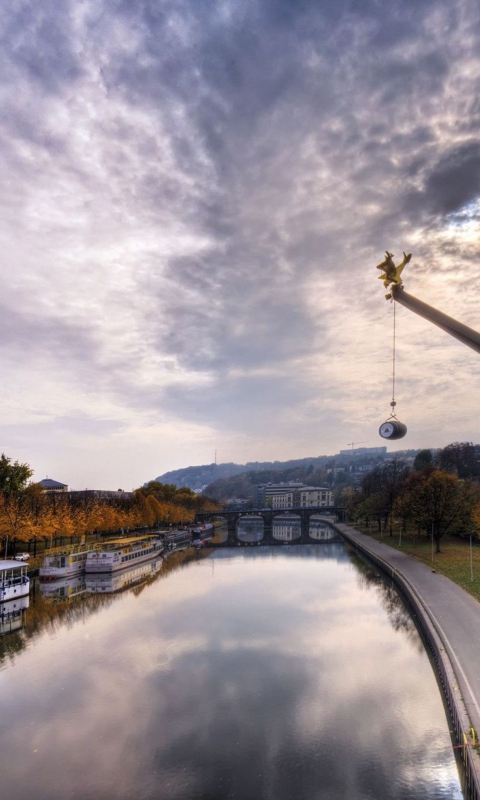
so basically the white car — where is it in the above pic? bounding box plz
[14,552,30,561]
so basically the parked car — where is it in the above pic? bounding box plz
[14,553,30,561]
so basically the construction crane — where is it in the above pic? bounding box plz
[347,441,369,450]
[375,251,480,440]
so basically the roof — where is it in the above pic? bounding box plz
[0,560,27,571]
[38,478,68,489]
[297,486,332,491]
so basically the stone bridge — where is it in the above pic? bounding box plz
[195,507,346,546]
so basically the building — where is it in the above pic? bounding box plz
[255,482,305,507]
[38,478,69,493]
[271,486,333,509]
[338,446,387,457]
[38,482,135,503]
[66,490,134,501]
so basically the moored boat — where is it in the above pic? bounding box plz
[190,523,214,546]
[39,547,93,579]
[85,537,163,573]
[190,523,214,539]
[0,559,30,603]
[163,529,192,550]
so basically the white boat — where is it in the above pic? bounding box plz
[0,595,29,636]
[190,523,214,548]
[191,523,214,537]
[85,538,163,573]
[85,557,163,593]
[39,547,93,579]
[163,529,192,550]
[0,559,30,603]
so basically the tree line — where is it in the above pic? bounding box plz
[341,442,480,553]
[0,455,219,548]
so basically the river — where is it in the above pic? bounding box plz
[0,529,464,799]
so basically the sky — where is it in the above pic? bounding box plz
[2,0,480,490]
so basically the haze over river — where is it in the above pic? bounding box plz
[0,526,464,799]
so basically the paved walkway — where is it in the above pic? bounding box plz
[334,522,480,736]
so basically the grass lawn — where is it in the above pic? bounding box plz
[352,521,480,603]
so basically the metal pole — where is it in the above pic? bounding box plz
[392,286,480,355]
[470,535,473,582]
[431,523,434,562]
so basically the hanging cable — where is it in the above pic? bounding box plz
[389,299,397,419]
[375,249,407,441]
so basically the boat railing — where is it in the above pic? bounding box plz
[43,541,108,558]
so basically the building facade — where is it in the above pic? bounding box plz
[255,482,305,507]
[271,486,333,509]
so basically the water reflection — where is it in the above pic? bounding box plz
[352,552,425,653]
[237,515,264,542]
[0,548,207,669]
[236,516,340,543]
[273,519,301,541]
[308,520,338,541]
[0,544,464,800]
[85,557,163,594]
[39,575,88,600]
[0,595,29,637]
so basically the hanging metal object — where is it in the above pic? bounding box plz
[379,420,407,440]
[379,401,407,440]
[375,249,480,436]
[376,259,408,440]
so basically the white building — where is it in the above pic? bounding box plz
[255,482,305,507]
[272,486,333,509]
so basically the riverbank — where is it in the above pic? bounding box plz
[331,519,480,799]
[351,522,480,603]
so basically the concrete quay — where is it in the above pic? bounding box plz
[332,521,480,799]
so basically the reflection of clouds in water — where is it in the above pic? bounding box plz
[0,547,461,800]
[352,555,424,654]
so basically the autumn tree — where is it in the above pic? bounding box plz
[393,468,478,552]
[137,481,220,519]
[356,460,410,533]
[413,449,433,471]
[0,455,36,546]
[438,442,480,478]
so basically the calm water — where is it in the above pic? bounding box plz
[0,537,464,800]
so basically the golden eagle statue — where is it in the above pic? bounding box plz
[376,251,411,298]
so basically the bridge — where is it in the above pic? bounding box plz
[195,507,347,546]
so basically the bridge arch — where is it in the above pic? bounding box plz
[194,507,346,546]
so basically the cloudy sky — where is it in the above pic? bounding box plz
[2,0,480,489]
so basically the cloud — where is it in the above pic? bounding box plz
[1,0,480,484]
[422,142,480,215]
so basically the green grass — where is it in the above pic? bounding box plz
[352,521,480,602]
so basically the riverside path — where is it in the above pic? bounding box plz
[332,520,480,797]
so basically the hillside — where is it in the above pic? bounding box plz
[155,455,334,493]
[155,449,423,498]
